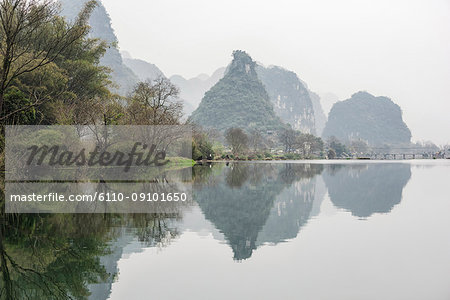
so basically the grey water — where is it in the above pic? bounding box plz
[89,160,450,300]
[3,161,449,300]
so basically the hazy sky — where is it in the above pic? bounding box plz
[102,0,450,144]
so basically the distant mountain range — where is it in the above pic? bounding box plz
[58,1,329,135]
[323,91,412,145]
[169,68,226,116]
[59,1,412,145]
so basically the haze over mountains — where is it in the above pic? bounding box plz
[60,0,416,147]
[169,68,226,116]
[121,51,165,82]
[102,0,450,145]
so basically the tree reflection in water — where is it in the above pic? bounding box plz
[0,162,413,298]
[0,181,182,300]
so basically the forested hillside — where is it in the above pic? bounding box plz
[323,92,412,145]
[189,51,284,132]
[173,63,328,135]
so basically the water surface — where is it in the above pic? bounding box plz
[2,161,450,300]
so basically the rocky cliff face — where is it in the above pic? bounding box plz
[171,62,328,134]
[323,91,412,145]
[308,90,327,136]
[257,66,316,134]
[122,54,165,82]
[59,0,138,95]
[189,51,283,132]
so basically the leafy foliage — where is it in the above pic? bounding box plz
[2,88,36,124]
[192,131,214,160]
[225,127,248,157]
[279,128,324,156]
[125,77,182,125]
[327,136,348,157]
[0,0,113,128]
[0,0,103,122]
[59,0,139,96]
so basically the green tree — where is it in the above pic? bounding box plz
[192,131,214,160]
[1,87,35,124]
[126,77,182,125]
[248,128,264,153]
[327,148,336,159]
[350,138,369,155]
[297,133,324,157]
[0,0,98,120]
[225,127,248,157]
[327,136,348,158]
[278,128,298,153]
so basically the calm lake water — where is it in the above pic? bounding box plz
[2,161,450,299]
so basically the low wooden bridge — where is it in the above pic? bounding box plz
[358,153,448,160]
[372,153,425,160]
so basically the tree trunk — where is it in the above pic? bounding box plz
[0,215,13,299]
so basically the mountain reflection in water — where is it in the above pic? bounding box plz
[0,162,415,300]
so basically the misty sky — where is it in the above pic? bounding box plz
[102,0,450,144]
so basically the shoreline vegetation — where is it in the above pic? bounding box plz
[195,155,449,163]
